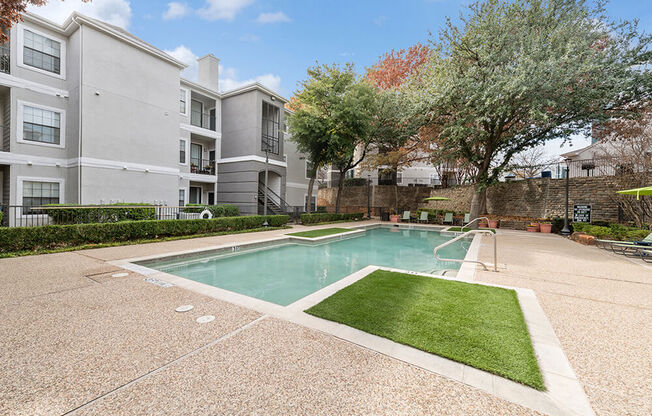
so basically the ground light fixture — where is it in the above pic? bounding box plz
[561,161,571,236]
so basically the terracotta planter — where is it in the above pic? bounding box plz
[526,225,539,232]
[479,222,488,228]
[389,215,401,223]
[539,223,552,233]
[488,220,499,229]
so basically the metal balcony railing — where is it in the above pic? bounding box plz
[190,110,216,131]
[190,159,216,175]
[0,42,9,74]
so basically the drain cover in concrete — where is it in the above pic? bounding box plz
[111,272,129,278]
[196,315,215,324]
[175,305,194,313]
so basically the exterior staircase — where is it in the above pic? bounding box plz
[257,182,287,215]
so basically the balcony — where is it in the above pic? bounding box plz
[190,158,216,176]
[1,41,9,74]
[190,110,216,131]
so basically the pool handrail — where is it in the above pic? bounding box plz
[434,221,497,272]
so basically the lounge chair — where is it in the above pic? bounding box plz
[596,232,652,250]
[443,212,454,226]
[401,211,411,222]
[462,213,471,225]
[611,241,652,257]
[418,211,429,223]
[639,249,652,263]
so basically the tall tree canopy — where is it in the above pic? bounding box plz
[411,0,651,219]
[1,1,91,43]
[288,63,377,213]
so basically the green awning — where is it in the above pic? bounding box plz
[423,197,451,201]
[616,186,652,200]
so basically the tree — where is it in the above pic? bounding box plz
[1,1,91,43]
[367,44,431,90]
[411,0,651,221]
[594,102,652,228]
[288,63,377,213]
[509,147,558,179]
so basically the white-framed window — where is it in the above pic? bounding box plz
[304,194,317,211]
[429,173,440,185]
[17,24,66,79]
[17,101,66,148]
[396,171,403,185]
[178,189,185,207]
[17,176,64,216]
[179,139,187,164]
[189,186,202,204]
[180,88,188,115]
[345,170,355,179]
[305,159,315,179]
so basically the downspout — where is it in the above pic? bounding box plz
[72,16,83,204]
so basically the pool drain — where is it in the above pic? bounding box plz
[196,315,215,324]
[111,272,129,278]
[175,305,194,312]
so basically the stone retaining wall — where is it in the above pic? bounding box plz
[318,174,649,222]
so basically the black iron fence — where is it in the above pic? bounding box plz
[0,205,234,228]
[190,159,216,175]
[190,110,216,131]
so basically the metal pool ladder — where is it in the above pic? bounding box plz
[434,217,498,272]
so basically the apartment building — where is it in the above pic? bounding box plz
[0,11,315,225]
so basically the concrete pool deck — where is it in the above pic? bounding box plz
[1,221,650,415]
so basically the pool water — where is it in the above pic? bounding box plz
[144,227,470,306]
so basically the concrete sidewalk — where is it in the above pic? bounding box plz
[475,230,652,416]
[1,223,649,415]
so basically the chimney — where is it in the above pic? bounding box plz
[197,54,220,92]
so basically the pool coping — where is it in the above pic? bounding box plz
[108,223,593,416]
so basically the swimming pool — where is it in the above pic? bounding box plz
[140,226,471,306]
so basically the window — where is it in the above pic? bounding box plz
[23,181,59,213]
[190,143,202,167]
[23,29,61,74]
[262,101,280,155]
[396,171,403,185]
[305,160,315,179]
[189,186,201,204]
[429,173,440,185]
[179,140,186,164]
[180,89,187,114]
[178,189,185,207]
[190,100,203,128]
[305,195,317,211]
[345,170,355,179]
[23,105,61,145]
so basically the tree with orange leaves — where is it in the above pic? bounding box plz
[367,43,431,90]
[1,1,91,43]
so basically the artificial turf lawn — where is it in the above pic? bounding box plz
[287,228,352,238]
[305,270,545,390]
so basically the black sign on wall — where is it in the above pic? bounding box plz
[573,204,592,223]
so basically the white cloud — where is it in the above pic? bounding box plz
[198,0,254,21]
[164,45,282,93]
[239,33,260,42]
[163,2,191,20]
[255,11,291,24]
[164,45,198,80]
[373,16,387,26]
[27,0,132,29]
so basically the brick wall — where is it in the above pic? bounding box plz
[319,174,650,221]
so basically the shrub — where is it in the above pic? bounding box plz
[343,178,368,187]
[0,210,3,226]
[43,203,156,225]
[316,206,327,213]
[185,204,239,217]
[300,212,364,224]
[572,222,649,241]
[0,215,289,253]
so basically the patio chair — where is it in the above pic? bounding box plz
[401,211,411,222]
[611,241,652,257]
[418,211,429,223]
[443,212,454,226]
[462,213,471,225]
[596,232,652,250]
[639,249,652,263]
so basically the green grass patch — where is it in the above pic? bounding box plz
[305,270,544,390]
[287,228,352,238]
[0,226,289,259]
[448,226,496,234]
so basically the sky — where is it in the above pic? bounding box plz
[26,0,652,159]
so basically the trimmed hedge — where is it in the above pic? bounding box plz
[0,215,289,253]
[185,204,239,217]
[572,222,649,241]
[300,212,364,224]
[43,203,156,224]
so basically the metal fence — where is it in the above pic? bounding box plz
[0,205,232,228]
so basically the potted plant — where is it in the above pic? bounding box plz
[488,219,499,229]
[526,222,539,232]
[389,210,401,223]
[539,222,552,233]
[479,219,489,228]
